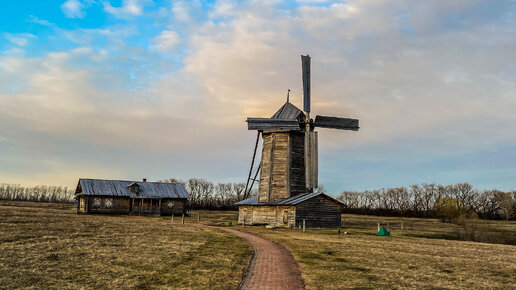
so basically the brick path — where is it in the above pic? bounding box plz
[219,227,305,290]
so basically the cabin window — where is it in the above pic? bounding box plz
[93,198,101,207]
[105,198,113,208]
[283,211,289,224]
[167,201,175,209]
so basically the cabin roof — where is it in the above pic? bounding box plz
[235,192,343,206]
[271,101,305,120]
[76,178,189,199]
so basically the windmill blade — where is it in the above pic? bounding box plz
[247,118,301,131]
[301,55,311,113]
[314,115,359,131]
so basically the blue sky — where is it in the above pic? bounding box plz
[1,0,516,195]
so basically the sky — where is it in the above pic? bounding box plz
[1,0,516,195]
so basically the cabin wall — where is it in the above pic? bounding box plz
[238,205,296,227]
[77,196,88,213]
[131,199,161,216]
[160,199,185,216]
[84,196,131,214]
[295,196,342,228]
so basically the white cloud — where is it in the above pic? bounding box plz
[153,30,180,52]
[210,0,238,18]
[103,0,148,18]
[61,0,87,18]
[4,33,36,47]
[172,1,192,22]
[28,15,54,27]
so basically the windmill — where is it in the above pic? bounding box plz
[243,55,359,203]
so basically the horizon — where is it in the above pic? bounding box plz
[1,0,516,196]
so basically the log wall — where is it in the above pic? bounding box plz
[160,199,185,216]
[77,196,185,216]
[83,196,131,214]
[295,195,342,228]
[238,205,296,227]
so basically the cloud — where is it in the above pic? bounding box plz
[153,30,180,52]
[61,0,88,18]
[4,33,36,47]
[184,0,516,152]
[28,15,54,27]
[2,0,516,191]
[103,0,148,18]
[172,1,193,22]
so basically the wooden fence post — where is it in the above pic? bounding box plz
[303,219,306,232]
[401,221,404,236]
[182,214,185,224]
[171,214,174,223]
[197,213,200,222]
[377,222,380,232]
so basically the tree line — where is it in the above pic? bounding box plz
[337,183,516,221]
[159,178,253,210]
[2,179,514,221]
[0,183,75,203]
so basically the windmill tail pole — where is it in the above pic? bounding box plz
[244,131,260,198]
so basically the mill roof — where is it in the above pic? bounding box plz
[235,192,343,206]
[271,101,305,120]
[75,178,189,199]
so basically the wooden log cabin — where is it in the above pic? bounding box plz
[235,192,343,228]
[75,178,189,216]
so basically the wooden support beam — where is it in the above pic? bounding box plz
[244,131,260,197]
[267,134,276,202]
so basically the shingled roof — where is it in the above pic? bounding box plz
[271,101,305,120]
[235,192,343,206]
[75,178,189,199]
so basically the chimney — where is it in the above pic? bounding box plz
[143,178,147,182]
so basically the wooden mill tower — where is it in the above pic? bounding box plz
[245,55,360,203]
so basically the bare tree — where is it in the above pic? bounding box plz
[497,191,516,221]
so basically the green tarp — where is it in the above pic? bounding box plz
[377,226,390,236]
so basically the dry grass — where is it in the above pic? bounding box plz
[0,201,251,289]
[189,210,516,289]
[3,202,514,289]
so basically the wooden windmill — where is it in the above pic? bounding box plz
[244,55,359,203]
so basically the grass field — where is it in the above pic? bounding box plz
[190,210,516,289]
[0,201,251,289]
[2,202,515,289]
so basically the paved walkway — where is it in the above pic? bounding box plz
[219,227,305,290]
